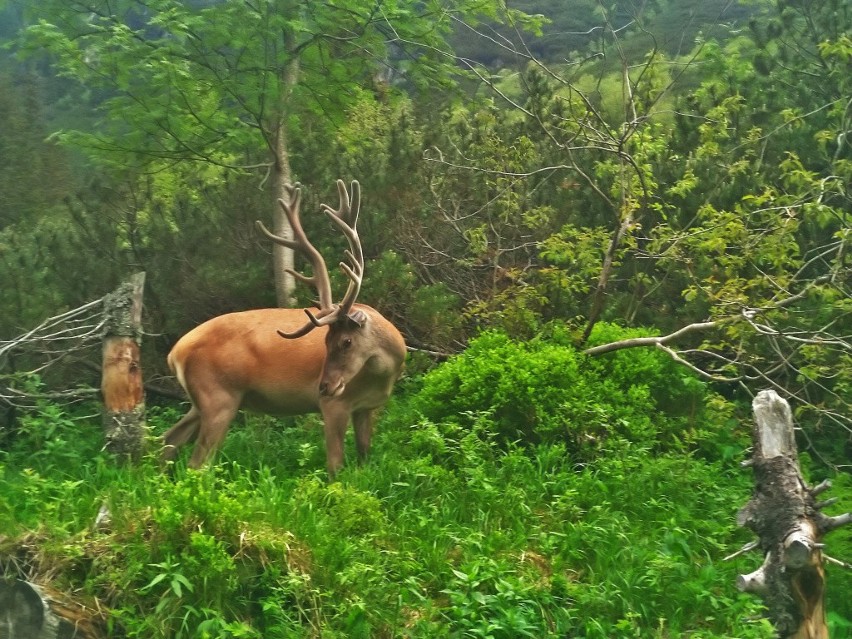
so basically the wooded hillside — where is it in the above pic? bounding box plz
[1,0,849,636]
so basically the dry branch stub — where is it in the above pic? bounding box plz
[735,390,851,639]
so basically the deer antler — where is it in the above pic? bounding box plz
[256,180,365,338]
[321,180,363,316]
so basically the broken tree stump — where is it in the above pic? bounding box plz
[0,579,103,638]
[735,390,851,639]
[101,272,146,461]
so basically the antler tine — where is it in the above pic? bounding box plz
[255,218,296,250]
[277,307,338,339]
[256,183,334,313]
[347,180,361,227]
[255,183,301,250]
[322,185,364,314]
[320,180,361,225]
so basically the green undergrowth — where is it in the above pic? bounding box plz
[409,323,740,462]
[1,440,776,638]
[1,326,850,638]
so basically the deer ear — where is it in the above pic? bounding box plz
[347,310,368,327]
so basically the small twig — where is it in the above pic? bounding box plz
[724,539,760,562]
[823,554,852,570]
[406,345,453,360]
[811,479,833,496]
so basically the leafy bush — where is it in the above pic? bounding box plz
[582,322,747,458]
[1,388,105,473]
[583,322,707,419]
[410,324,729,458]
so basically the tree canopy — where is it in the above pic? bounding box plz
[19,0,540,304]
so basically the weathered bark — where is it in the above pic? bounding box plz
[100,272,146,461]
[735,390,851,639]
[269,42,300,308]
[0,579,103,638]
[271,149,296,308]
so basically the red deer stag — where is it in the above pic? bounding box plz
[162,180,406,476]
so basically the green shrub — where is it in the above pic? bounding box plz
[583,322,748,457]
[410,324,726,458]
[584,322,708,421]
[3,395,106,474]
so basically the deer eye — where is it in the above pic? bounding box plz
[343,338,353,349]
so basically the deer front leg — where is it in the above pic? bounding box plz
[320,401,351,478]
[353,408,377,463]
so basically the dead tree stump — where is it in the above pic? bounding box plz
[735,390,851,639]
[100,272,146,461]
[0,579,103,638]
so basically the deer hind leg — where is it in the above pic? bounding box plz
[187,397,240,469]
[162,406,202,463]
[353,408,377,463]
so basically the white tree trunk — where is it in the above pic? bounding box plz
[271,148,296,308]
[269,48,300,308]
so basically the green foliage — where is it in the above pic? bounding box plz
[361,250,463,352]
[436,557,567,638]
[3,392,805,638]
[0,69,71,229]
[584,323,706,417]
[411,324,729,459]
[17,0,528,172]
[539,223,613,301]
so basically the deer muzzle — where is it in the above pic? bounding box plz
[319,378,345,397]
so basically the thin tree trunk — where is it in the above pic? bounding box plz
[580,208,634,344]
[272,142,296,308]
[269,41,300,308]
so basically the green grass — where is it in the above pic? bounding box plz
[0,402,784,638]
[1,338,850,638]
